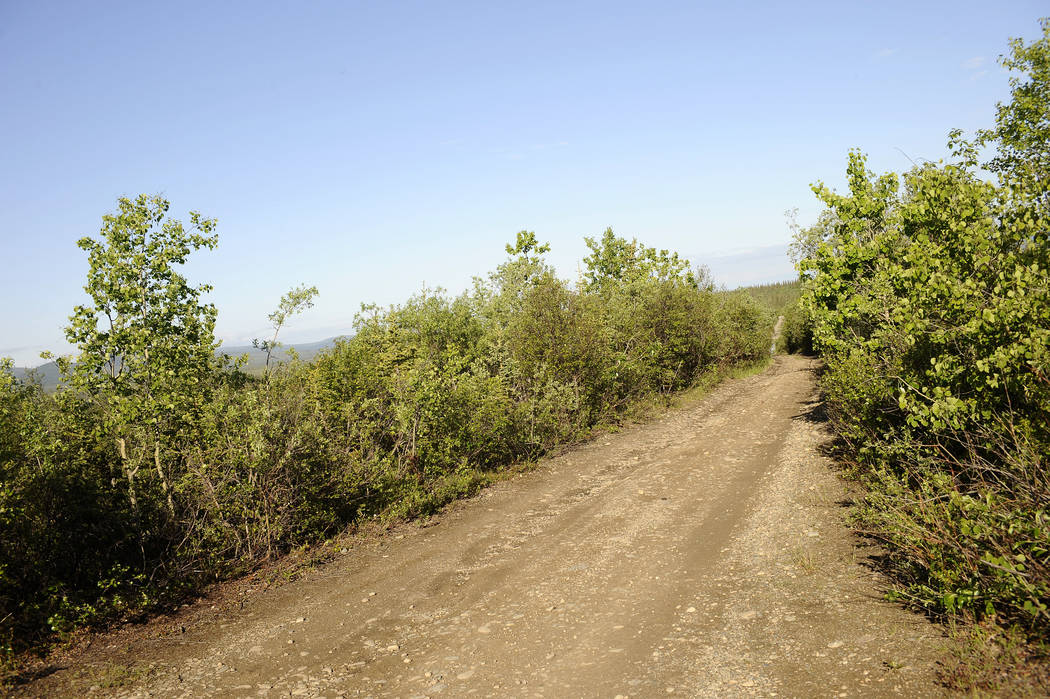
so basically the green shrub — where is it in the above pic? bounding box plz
[1,219,771,662]
[780,300,813,354]
[796,20,1050,639]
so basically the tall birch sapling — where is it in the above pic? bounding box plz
[61,195,218,517]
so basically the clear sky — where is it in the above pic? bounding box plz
[1,1,1045,365]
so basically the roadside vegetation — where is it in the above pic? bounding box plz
[0,217,770,671]
[787,20,1049,690]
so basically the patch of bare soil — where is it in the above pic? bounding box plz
[15,355,945,698]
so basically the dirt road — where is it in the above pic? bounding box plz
[25,355,944,697]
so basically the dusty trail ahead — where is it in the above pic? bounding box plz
[30,356,943,698]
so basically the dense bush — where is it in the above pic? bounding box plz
[0,223,770,661]
[0,365,143,651]
[779,300,813,355]
[797,22,1049,638]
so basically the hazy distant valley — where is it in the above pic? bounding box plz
[10,336,346,391]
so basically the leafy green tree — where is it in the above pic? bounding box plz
[498,230,553,290]
[786,207,837,270]
[581,227,699,291]
[475,231,556,326]
[504,229,551,260]
[978,18,1050,194]
[62,194,219,515]
[253,284,320,370]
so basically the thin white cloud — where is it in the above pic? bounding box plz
[489,141,569,160]
[874,47,898,59]
[529,142,570,151]
[0,343,44,354]
[962,56,985,70]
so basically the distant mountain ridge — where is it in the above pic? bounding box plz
[8,336,347,392]
[220,336,346,370]
[8,361,63,391]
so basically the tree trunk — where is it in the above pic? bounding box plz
[154,441,176,516]
[117,436,138,511]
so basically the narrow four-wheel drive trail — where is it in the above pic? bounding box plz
[27,356,946,698]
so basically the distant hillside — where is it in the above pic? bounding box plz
[7,337,347,391]
[221,337,346,371]
[9,361,63,391]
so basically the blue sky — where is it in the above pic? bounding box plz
[1,1,1045,365]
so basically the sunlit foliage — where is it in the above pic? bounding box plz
[795,20,1049,637]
